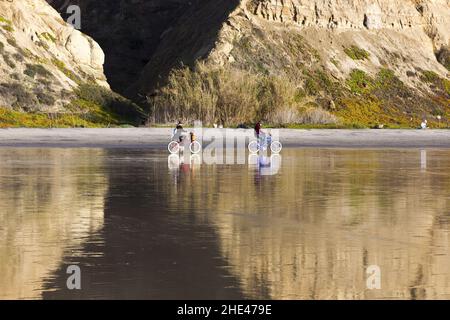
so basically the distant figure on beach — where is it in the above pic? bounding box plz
[421,119,428,129]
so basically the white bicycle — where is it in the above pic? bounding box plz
[168,132,202,154]
[248,134,282,154]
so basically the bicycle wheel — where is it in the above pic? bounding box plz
[168,141,180,154]
[190,141,202,154]
[248,141,260,153]
[271,141,282,153]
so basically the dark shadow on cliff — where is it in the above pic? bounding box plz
[48,0,241,102]
[126,0,242,102]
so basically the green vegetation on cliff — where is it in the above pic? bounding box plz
[149,62,449,128]
[0,83,145,128]
[344,46,370,61]
[146,25,449,129]
[149,62,339,127]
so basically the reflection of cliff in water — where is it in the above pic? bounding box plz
[3,148,448,299]
[167,149,450,299]
[42,150,243,299]
[0,149,107,299]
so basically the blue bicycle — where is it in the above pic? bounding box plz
[248,134,282,154]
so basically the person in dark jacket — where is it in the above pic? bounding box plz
[254,122,261,138]
[255,121,266,141]
[173,121,187,143]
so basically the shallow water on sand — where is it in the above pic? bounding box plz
[0,148,449,300]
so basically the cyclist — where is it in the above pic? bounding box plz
[254,121,267,143]
[173,121,187,143]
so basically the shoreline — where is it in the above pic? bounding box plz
[0,128,449,149]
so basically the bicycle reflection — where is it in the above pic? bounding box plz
[168,154,202,171]
[167,153,281,189]
[248,154,282,176]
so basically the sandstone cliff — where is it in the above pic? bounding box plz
[1,0,143,127]
[135,0,450,85]
[129,0,449,127]
[0,0,107,111]
[34,0,450,126]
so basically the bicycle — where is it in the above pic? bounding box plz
[248,134,282,154]
[168,130,202,154]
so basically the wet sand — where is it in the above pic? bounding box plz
[0,128,449,148]
[2,148,450,299]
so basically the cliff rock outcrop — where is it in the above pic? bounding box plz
[133,0,450,126]
[0,0,107,112]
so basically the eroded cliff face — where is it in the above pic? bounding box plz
[0,0,107,112]
[131,0,449,126]
[139,0,449,83]
[240,0,449,76]
[249,0,449,46]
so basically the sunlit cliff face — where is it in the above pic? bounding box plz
[0,0,108,111]
[167,149,450,299]
[0,149,107,299]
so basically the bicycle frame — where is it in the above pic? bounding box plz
[258,135,272,149]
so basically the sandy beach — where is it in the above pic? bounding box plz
[0,128,449,148]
